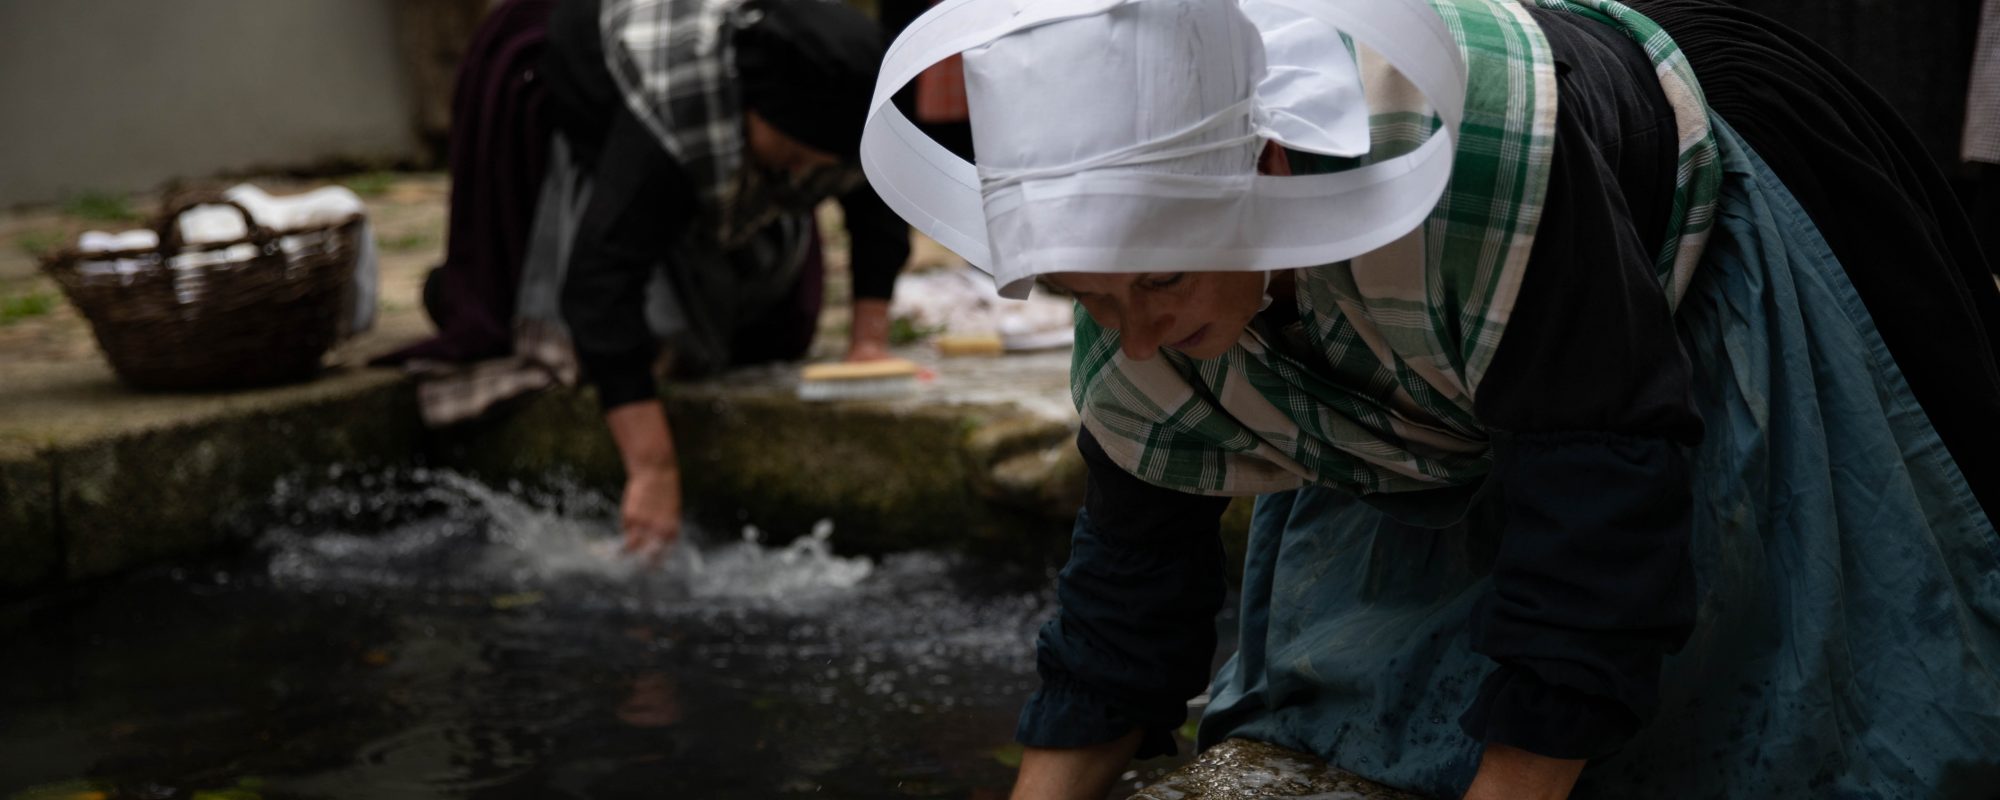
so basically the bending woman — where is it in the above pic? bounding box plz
[861,0,2000,797]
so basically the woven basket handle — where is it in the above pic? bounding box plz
[154,194,277,260]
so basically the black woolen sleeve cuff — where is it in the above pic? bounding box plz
[1012,429,1232,760]
[1459,666,1640,760]
[1460,430,1696,759]
[1012,504,1219,760]
[1016,671,1180,759]
[578,348,661,411]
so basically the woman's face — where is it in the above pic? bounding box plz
[744,111,839,176]
[1036,144,1287,362]
[1043,271,1266,361]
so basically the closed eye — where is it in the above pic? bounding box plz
[1138,273,1186,290]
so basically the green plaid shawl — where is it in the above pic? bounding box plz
[1072,0,1721,497]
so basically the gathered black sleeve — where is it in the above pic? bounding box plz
[558,111,700,411]
[836,183,911,301]
[1016,427,1232,759]
[1457,7,1705,761]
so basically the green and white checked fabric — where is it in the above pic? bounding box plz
[1533,0,1720,304]
[605,0,747,214]
[1072,0,1721,497]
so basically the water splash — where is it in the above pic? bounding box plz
[680,520,876,600]
[1,469,1094,800]
[258,469,877,607]
[248,468,1047,676]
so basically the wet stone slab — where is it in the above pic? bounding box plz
[1129,739,1433,800]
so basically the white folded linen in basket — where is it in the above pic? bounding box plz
[75,183,379,334]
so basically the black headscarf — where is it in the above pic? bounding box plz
[732,0,886,161]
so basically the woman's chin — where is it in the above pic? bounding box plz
[1173,337,1235,361]
[1175,323,1253,360]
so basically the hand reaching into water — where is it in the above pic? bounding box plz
[605,399,682,567]
[620,464,681,566]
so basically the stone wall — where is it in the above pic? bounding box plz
[0,0,426,206]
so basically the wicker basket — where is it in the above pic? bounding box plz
[41,195,363,391]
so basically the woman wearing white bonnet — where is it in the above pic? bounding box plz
[866,0,2000,797]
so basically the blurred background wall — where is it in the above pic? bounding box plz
[0,0,490,206]
[0,0,1986,221]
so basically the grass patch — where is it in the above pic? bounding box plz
[340,171,397,198]
[15,229,67,258]
[379,230,438,253]
[889,316,944,346]
[0,289,58,325]
[62,191,139,223]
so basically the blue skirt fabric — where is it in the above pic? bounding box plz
[1199,120,2000,798]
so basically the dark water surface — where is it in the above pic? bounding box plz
[1,471,1215,799]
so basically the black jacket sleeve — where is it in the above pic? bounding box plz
[837,182,911,301]
[558,111,701,411]
[1016,427,1232,759]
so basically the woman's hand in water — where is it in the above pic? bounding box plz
[620,464,682,565]
[604,399,682,566]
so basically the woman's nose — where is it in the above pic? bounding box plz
[1118,308,1171,361]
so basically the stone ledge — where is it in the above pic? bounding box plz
[0,452,57,588]
[427,353,1089,562]
[0,361,427,591]
[0,351,1100,593]
[0,360,415,454]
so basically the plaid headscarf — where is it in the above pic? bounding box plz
[603,0,749,214]
[601,0,877,246]
[1073,0,1722,497]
